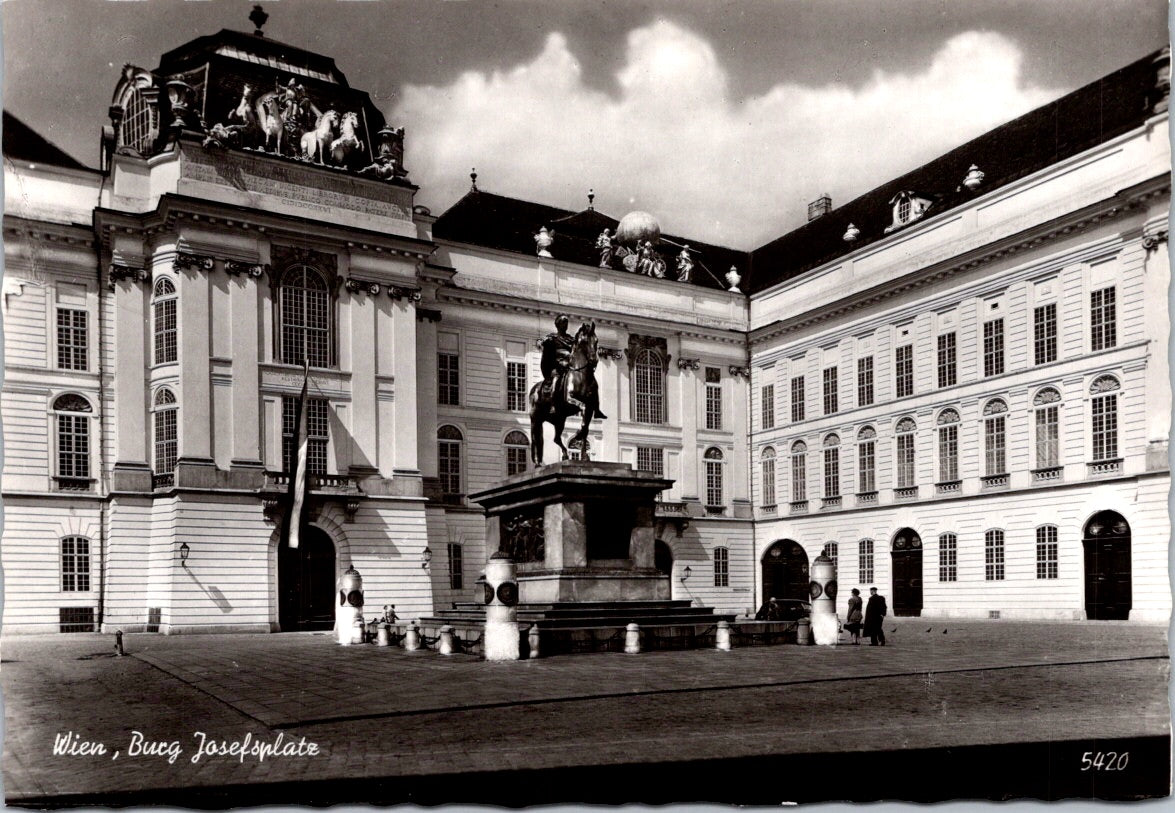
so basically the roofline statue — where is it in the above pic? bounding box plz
[529,315,607,463]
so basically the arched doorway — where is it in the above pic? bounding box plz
[891,528,923,616]
[654,540,673,576]
[762,540,809,602]
[1083,511,1132,620]
[278,526,336,631]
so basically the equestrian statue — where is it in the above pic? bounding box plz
[529,314,607,464]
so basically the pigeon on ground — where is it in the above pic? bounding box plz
[926,627,932,633]
[942,629,948,634]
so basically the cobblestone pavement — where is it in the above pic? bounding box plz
[2,618,1168,804]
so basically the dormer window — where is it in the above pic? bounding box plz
[885,191,931,233]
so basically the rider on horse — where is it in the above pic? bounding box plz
[538,314,607,419]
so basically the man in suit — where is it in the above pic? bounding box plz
[863,586,888,646]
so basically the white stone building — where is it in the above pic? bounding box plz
[0,26,1168,633]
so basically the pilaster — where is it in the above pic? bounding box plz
[111,271,150,490]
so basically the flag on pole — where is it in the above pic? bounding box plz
[287,360,311,549]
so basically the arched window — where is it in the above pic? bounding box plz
[505,430,529,477]
[821,541,838,571]
[633,348,665,424]
[278,265,332,368]
[1036,525,1059,579]
[895,417,916,489]
[823,433,840,498]
[61,536,91,592]
[153,277,177,365]
[438,425,463,499]
[984,529,1005,580]
[760,447,776,507]
[1090,376,1120,461]
[704,447,724,507]
[858,538,875,583]
[938,532,958,582]
[713,546,729,587]
[937,408,960,483]
[118,87,158,155]
[1034,387,1061,469]
[53,394,92,491]
[857,426,876,494]
[983,399,1008,476]
[791,440,807,503]
[153,388,178,476]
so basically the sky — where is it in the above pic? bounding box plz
[2,0,1169,249]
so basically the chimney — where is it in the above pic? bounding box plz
[807,193,832,222]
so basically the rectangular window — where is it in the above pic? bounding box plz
[790,376,805,422]
[896,433,916,488]
[154,409,177,474]
[506,445,528,477]
[983,319,1005,377]
[506,360,527,412]
[938,425,958,482]
[447,543,464,590]
[985,416,1006,476]
[705,367,723,430]
[895,345,913,398]
[857,356,874,406]
[61,537,91,592]
[822,367,839,415]
[713,547,729,588]
[938,533,957,582]
[56,309,88,371]
[1034,304,1057,365]
[438,439,461,497]
[438,352,460,406]
[636,446,664,476]
[1036,406,1060,468]
[985,530,1005,580]
[858,539,874,584]
[1091,286,1117,351]
[154,298,177,365]
[791,451,806,502]
[761,384,775,430]
[705,461,723,507]
[823,447,840,497]
[57,414,90,479]
[761,456,776,506]
[1091,394,1118,461]
[282,397,329,475]
[1036,526,1059,579]
[857,440,876,493]
[937,333,956,388]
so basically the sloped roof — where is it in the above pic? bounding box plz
[157,29,349,86]
[747,48,1167,294]
[2,112,88,170]
[433,189,749,292]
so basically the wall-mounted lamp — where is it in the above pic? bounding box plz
[681,565,692,582]
[421,546,433,570]
[179,541,191,568]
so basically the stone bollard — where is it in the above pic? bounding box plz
[336,566,364,645]
[376,623,391,647]
[624,622,641,654]
[439,625,455,655]
[484,551,520,661]
[715,620,732,651]
[114,630,125,656]
[351,616,367,645]
[810,554,839,646]
[404,621,421,651]
[527,623,541,659]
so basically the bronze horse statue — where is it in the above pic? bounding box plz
[528,321,603,463]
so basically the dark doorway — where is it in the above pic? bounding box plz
[1084,511,1132,620]
[278,526,336,631]
[891,529,923,617]
[654,540,673,576]
[762,540,809,602]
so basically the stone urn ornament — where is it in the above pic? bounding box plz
[535,227,555,258]
[962,164,985,191]
[725,265,742,293]
[843,223,860,242]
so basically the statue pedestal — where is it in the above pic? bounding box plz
[470,461,672,604]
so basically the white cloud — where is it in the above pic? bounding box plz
[393,22,1058,249]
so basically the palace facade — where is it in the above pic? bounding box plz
[1,25,1168,632]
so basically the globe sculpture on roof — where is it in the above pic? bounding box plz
[608,211,667,277]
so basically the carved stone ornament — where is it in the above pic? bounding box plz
[597,347,624,361]
[501,507,545,564]
[982,399,1008,416]
[1090,375,1121,395]
[174,252,215,273]
[270,245,339,289]
[728,365,751,379]
[842,223,860,243]
[262,496,284,524]
[108,264,149,290]
[224,260,267,278]
[936,407,961,425]
[626,334,670,371]
[388,285,423,302]
[1142,229,1169,252]
[962,164,985,191]
[1033,387,1062,406]
[895,416,917,433]
[345,278,382,296]
[857,426,876,441]
[343,497,362,523]
[677,358,701,371]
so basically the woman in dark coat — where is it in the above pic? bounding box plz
[845,588,863,645]
[863,587,887,646]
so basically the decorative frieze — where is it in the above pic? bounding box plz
[174,252,215,273]
[108,264,149,290]
[677,358,701,371]
[728,365,750,379]
[388,285,423,302]
[224,260,267,278]
[345,278,382,296]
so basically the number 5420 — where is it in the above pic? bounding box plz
[1081,751,1129,771]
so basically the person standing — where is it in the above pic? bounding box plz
[863,586,887,646]
[845,588,863,645]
